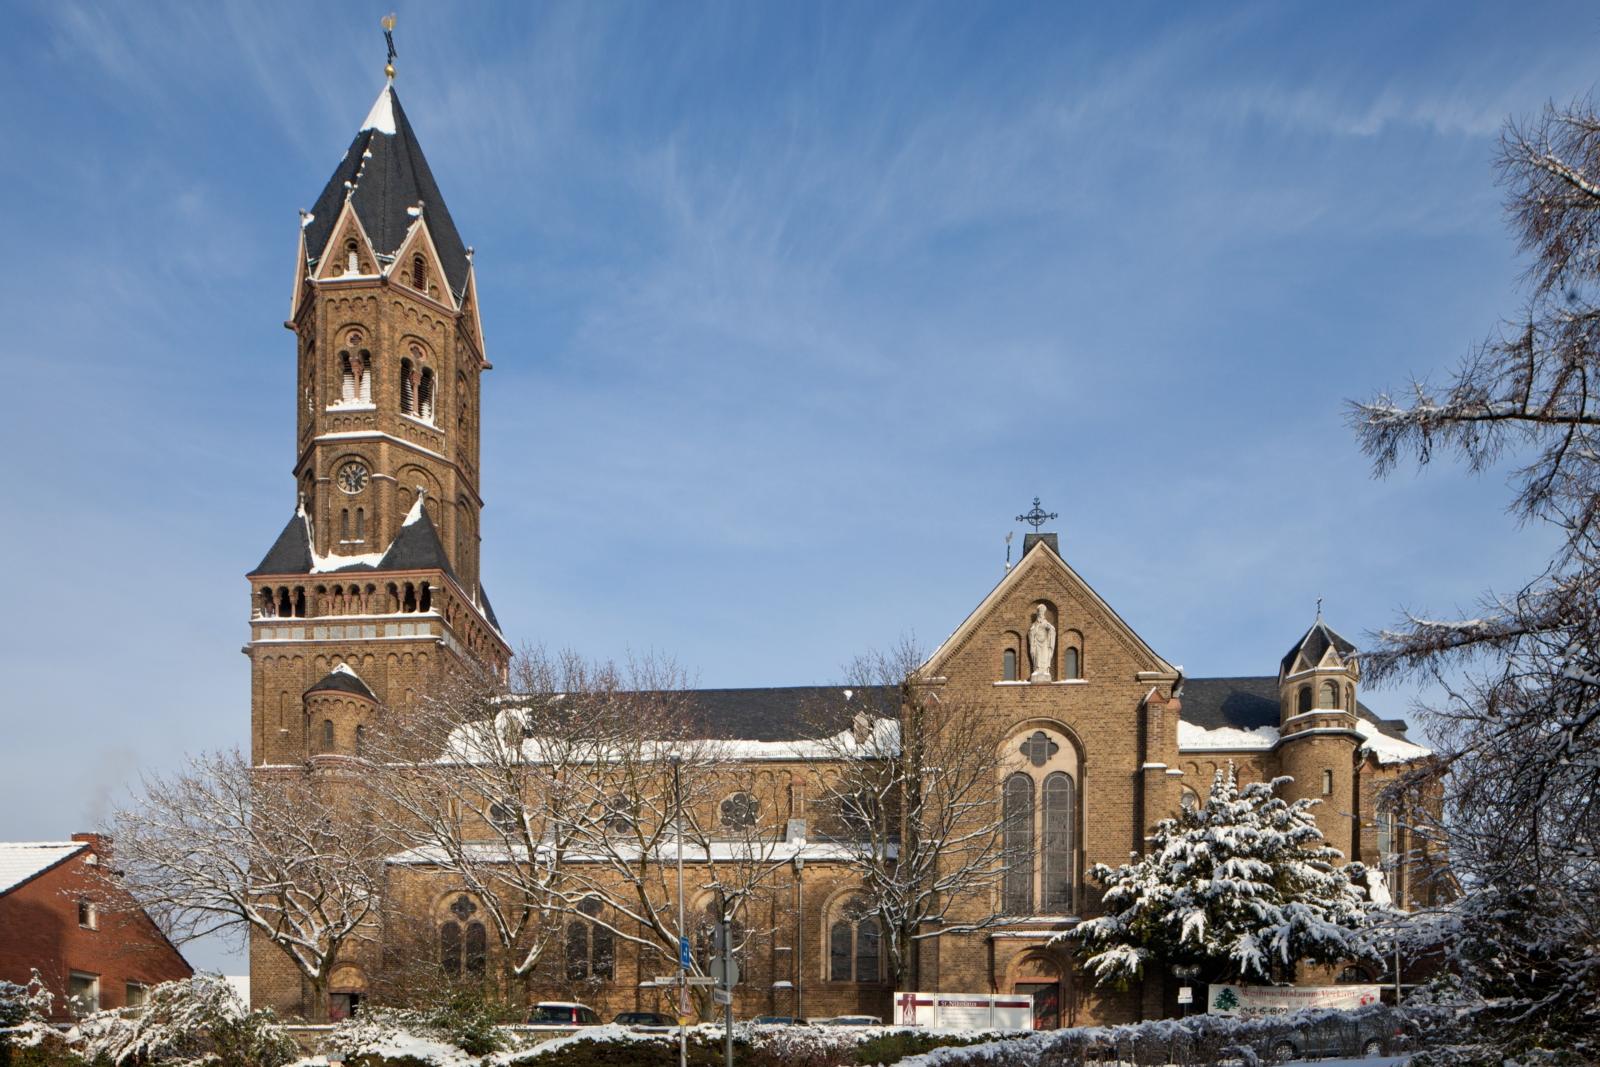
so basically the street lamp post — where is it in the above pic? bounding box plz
[792,853,804,1022]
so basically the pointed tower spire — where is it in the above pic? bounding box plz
[300,81,471,298]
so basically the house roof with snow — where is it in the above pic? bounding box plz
[0,841,87,896]
[303,83,472,298]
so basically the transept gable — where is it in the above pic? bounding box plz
[917,538,1176,684]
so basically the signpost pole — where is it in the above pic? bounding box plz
[673,756,686,1067]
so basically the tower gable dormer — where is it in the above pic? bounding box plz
[312,199,381,281]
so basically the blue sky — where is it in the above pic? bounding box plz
[0,1,1591,970]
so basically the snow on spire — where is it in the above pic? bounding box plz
[361,84,397,136]
[331,662,363,679]
[401,493,426,526]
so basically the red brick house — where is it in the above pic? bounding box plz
[0,834,191,1020]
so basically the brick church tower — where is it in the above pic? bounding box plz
[246,77,509,767]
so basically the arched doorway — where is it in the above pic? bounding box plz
[1010,950,1068,1030]
[327,963,367,1021]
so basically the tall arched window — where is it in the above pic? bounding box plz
[827,904,879,983]
[1376,806,1396,866]
[1002,774,1034,914]
[340,509,350,541]
[1002,648,1018,681]
[321,719,334,751]
[1061,647,1080,680]
[340,352,356,401]
[440,920,462,976]
[829,920,851,981]
[441,896,485,978]
[400,358,416,414]
[855,917,880,983]
[566,897,613,981]
[464,921,486,977]
[354,724,366,755]
[355,508,365,541]
[1297,685,1313,714]
[419,368,436,421]
[1041,772,1075,912]
[345,239,359,274]
[412,255,427,290]
[1319,681,1340,709]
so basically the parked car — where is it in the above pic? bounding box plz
[1254,1010,1406,1062]
[526,1002,603,1026]
[614,1011,675,1030]
[751,1015,796,1026]
[815,1015,883,1026]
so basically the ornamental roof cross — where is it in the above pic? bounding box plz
[1016,497,1057,531]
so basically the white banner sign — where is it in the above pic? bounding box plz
[1207,984,1383,1018]
[893,992,1033,1031]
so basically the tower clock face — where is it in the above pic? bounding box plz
[336,462,369,494]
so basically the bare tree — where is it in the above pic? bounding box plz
[806,638,1012,993]
[363,649,624,995]
[1349,98,1600,1058]
[367,648,793,1016]
[108,750,382,1021]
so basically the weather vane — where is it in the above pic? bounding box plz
[382,13,398,80]
[1015,496,1057,532]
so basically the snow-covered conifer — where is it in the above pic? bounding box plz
[1066,763,1382,984]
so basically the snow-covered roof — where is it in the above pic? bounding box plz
[0,841,87,895]
[1177,676,1422,757]
[1177,712,1431,764]
[439,711,902,766]
[1354,718,1431,765]
[1177,721,1280,751]
[249,496,457,579]
[387,838,887,867]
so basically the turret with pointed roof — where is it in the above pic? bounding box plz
[1275,609,1363,846]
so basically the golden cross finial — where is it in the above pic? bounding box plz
[381,13,397,80]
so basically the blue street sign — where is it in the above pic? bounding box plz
[679,936,692,969]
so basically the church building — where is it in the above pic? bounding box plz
[245,72,1435,1028]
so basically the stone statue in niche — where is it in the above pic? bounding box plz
[1028,604,1057,682]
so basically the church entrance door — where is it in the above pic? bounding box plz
[1015,981,1060,1030]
